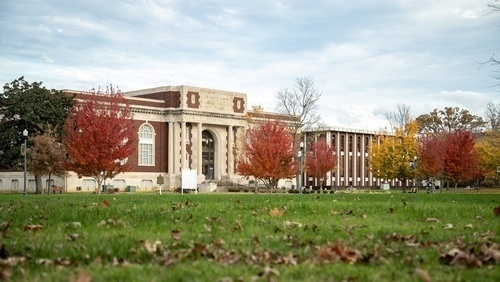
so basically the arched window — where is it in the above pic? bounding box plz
[139,124,154,166]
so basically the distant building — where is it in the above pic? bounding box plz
[301,127,397,189]
[0,85,400,193]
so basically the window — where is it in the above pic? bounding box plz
[46,179,54,190]
[139,124,154,166]
[11,179,19,190]
[141,179,153,190]
[113,179,126,190]
[28,179,36,192]
[82,179,96,191]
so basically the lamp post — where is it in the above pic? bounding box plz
[413,156,417,189]
[298,141,304,194]
[23,129,28,195]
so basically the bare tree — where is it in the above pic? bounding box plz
[488,0,500,12]
[385,103,412,131]
[275,77,322,137]
[480,2,500,88]
[483,101,500,131]
[480,54,500,88]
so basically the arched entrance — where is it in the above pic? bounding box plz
[202,130,215,180]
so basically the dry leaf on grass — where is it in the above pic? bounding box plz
[67,222,82,228]
[23,224,43,231]
[1,221,10,234]
[414,268,431,282]
[171,230,182,240]
[425,218,440,223]
[283,221,303,228]
[258,266,280,277]
[144,240,162,254]
[66,233,80,241]
[70,270,92,282]
[317,241,363,264]
[442,223,455,230]
[269,208,284,217]
[493,206,500,216]
[101,200,109,208]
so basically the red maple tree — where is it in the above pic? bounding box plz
[305,140,337,190]
[236,120,297,192]
[442,130,479,190]
[417,134,445,182]
[63,90,136,194]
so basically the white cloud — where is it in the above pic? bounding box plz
[0,0,498,130]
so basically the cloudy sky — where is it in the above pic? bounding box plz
[1,0,498,130]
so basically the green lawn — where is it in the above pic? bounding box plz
[0,191,499,281]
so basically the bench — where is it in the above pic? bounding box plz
[51,185,64,194]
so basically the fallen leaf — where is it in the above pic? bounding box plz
[101,200,109,208]
[54,257,72,267]
[406,242,420,248]
[494,206,500,216]
[463,224,473,229]
[283,221,303,228]
[23,224,43,231]
[414,268,431,282]
[258,266,280,277]
[425,218,440,223]
[269,208,284,217]
[67,222,82,228]
[1,221,10,234]
[144,240,162,254]
[37,258,53,265]
[443,223,455,230]
[232,220,243,231]
[342,209,353,215]
[171,230,182,240]
[0,269,11,281]
[66,233,80,241]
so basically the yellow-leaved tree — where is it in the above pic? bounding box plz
[475,130,500,185]
[369,121,419,192]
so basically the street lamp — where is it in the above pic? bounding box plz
[413,156,417,189]
[23,129,28,195]
[298,141,304,194]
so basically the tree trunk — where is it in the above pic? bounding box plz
[48,173,52,194]
[35,174,43,194]
[96,177,103,195]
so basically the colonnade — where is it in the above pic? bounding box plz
[167,121,238,183]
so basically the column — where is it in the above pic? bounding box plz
[352,133,357,186]
[172,122,179,174]
[197,123,203,174]
[360,134,366,187]
[168,122,174,174]
[181,122,186,169]
[326,131,332,187]
[228,125,234,177]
